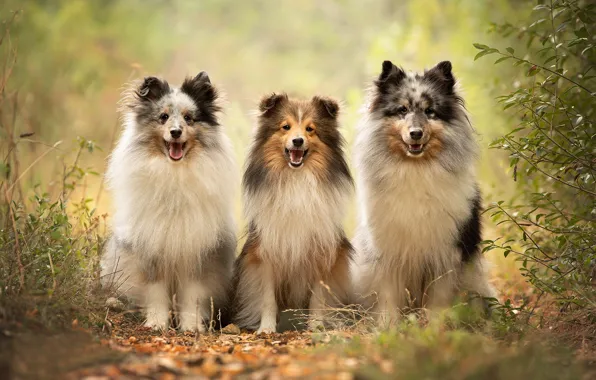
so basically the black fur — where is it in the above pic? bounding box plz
[423,61,455,95]
[180,72,221,126]
[132,77,171,125]
[136,76,171,102]
[457,192,482,263]
[371,60,465,123]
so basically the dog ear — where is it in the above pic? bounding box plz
[180,72,220,125]
[312,96,339,119]
[136,77,170,101]
[194,71,211,84]
[425,61,455,93]
[375,60,406,89]
[259,93,288,115]
[181,72,218,105]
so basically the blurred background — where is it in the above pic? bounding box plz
[0,0,525,236]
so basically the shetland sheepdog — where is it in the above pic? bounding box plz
[101,73,236,331]
[352,61,495,324]
[232,93,353,333]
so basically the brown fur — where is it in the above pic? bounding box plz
[385,118,446,162]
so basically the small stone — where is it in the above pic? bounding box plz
[221,324,241,335]
[105,297,125,311]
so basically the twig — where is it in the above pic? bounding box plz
[4,185,24,291]
[6,140,62,194]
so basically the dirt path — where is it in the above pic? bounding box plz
[61,314,363,379]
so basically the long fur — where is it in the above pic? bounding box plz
[101,73,236,331]
[232,94,353,332]
[351,61,495,322]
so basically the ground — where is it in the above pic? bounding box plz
[2,254,595,379]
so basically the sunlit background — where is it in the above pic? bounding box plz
[1,0,527,250]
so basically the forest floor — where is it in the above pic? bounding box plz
[3,254,596,379]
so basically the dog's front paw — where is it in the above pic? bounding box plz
[144,310,169,330]
[144,317,168,330]
[256,324,276,334]
[179,316,206,333]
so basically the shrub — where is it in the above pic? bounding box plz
[0,13,104,328]
[475,0,595,330]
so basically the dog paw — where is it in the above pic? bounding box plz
[143,319,168,331]
[179,319,206,333]
[256,325,276,334]
[144,312,169,330]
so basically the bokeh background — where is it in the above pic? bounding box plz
[1,0,526,239]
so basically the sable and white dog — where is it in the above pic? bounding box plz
[101,72,236,332]
[352,61,495,323]
[232,93,353,333]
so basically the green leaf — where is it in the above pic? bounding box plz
[506,47,515,55]
[575,27,589,38]
[473,43,490,50]
[544,56,557,64]
[495,56,511,64]
[474,49,498,61]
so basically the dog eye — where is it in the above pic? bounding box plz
[306,126,314,132]
[184,115,192,123]
[282,124,290,130]
[397,106,408,115]
[425,108,434,116]
[159,113,169,123]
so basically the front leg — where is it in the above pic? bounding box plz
[376,284,399,328]
[308,281,326,331]
[144,281,170,330]
[257,263,277,334]
[178,280,207,333]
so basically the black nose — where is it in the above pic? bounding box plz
[170,129,182,139]
[292,138,304,147]
[410,130,423,140]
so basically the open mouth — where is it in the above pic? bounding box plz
[285,148,308,168]
[164,141,187,161]
[407,144,424,155]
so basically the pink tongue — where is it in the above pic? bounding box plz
[169,143,183,160]
[290,149,304,163]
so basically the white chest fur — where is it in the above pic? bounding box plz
[107,127,236,266]
[359,162,476,264]
[245,171,349,273]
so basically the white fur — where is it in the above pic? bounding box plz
[101,102,236,330]
[352,113,495,322]
[235,168,352,331]
[245,170,349,275]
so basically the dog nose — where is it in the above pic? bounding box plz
[170,129,182,139]
[292,138,304,147]
[410,130,423,140]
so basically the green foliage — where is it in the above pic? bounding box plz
[476,0,596,319]
[332,324,585,380]
[0,14,105,328]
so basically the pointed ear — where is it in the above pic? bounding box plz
[181,72,219,106]
[136,77,170,101]
[180,72,220,125]
[425,61,455,93]
[312,96,339,119]
[259,93,288,115]
[375,60,406,90]
[194,71,211,84]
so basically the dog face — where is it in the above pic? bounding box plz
[256,94,342,171]
[243,93,352,193]
[370,61,466,161]
[125,72,220,162]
